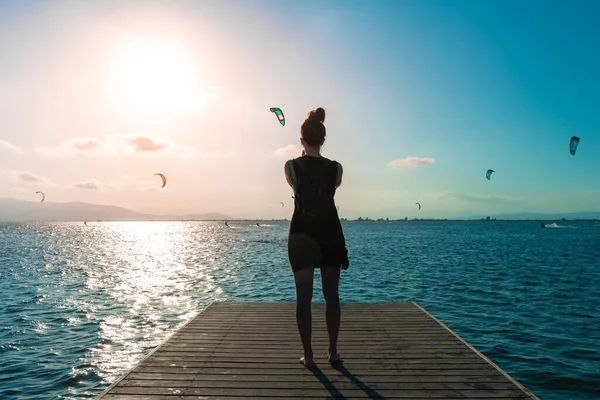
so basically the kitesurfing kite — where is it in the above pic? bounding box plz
[280,202,284,207]
[570,136,580,156]
[486,169,495,181]
[36,191,45,203]
[270,107,285,126]
[154,173,167,188]
[415,202,421,210]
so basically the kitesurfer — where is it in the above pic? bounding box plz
[270,107,285,126]
[284,107,348,369]
[570,136,580,155]
[154,173,167,188]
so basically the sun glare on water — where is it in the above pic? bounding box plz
[109,36,214,120]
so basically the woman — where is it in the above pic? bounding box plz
[284,107,349,369]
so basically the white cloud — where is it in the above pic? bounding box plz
[388,157,436,168]
[118,134,199,159]
[0,139,23,154]
[74,182,98,190]
[273,144,302,158]
[35,133,200,159]
[72,181,114,190]
[36,137,114,156]
[3,170,53,185]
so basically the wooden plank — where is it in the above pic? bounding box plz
[133,366,519,376]
[125,372,514,383]
[96,301,539,399]
[119,378,522,391]
[109,386,531,398]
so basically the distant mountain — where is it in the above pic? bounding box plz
[3,196,596,222]
[0,197,232,222]
[459,211,600,220]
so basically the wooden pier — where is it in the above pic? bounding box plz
[96,301,539,399]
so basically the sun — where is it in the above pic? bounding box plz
[109,36,213,120]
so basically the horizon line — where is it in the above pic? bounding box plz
[1,217,598,223]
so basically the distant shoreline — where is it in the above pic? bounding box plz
[2,197,598,223]
[1,218,598,223]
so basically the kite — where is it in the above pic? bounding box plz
[570,136,580,156]
[154,173,167,188]
[36,191,45,203]
[270,107,285,126]
[415,202,421,210]
[486,169,495,181]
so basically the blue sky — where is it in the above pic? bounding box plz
[0,0,598,218]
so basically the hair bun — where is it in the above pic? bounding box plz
[308,107,325,124]
[301,107,327,147]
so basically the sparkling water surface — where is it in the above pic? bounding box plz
[1,220,599,399]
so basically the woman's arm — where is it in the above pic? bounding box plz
[284,160,297,188]
[335,162,343,188]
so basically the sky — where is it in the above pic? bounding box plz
[0,0,598,219]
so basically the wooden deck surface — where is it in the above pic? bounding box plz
[96,301,539,399]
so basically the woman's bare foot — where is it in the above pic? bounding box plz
[327,351,341,365]
[299,356,315,369]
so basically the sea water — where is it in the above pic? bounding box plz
[0,220,598,399]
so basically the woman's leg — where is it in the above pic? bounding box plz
[321,266,341,360]
[293,267,315,367]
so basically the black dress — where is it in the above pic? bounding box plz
[287,155,349,273]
